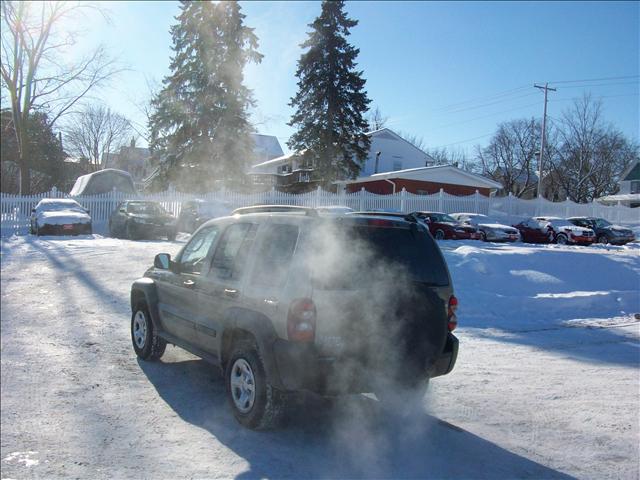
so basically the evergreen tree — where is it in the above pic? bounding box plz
[149,1,261,192]
[288,0,371,183]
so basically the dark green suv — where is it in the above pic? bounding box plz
[130,206,459,429]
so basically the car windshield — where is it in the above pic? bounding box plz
[37,200,84,213]
[595,218,612,228]
[436,213,457,223]
[547,219,571,228]
[128,202,167,215]
[310,224,450,289]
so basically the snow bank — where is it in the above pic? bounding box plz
[444,241,640,330]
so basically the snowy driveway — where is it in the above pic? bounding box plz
[1,236,638,479]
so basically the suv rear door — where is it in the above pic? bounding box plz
[189,222,258,354]
[242,222,302,328]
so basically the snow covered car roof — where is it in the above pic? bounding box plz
[35,198,86,213]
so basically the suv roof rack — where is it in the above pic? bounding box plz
[352,211,418,223]
[232,205,319,216]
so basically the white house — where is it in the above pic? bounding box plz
[598,159,640,208]
[248,128,437,189]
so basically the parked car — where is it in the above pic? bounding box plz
[410,211,480,240]
[450,213,520,242]
[130,205,459,429]
[513,217,553,244]
[316,206,355,216]
[30,198,92,236]
[534,217,595,245]
[567,217,636,245]
[109,200,177,240]
[177,200,230,233]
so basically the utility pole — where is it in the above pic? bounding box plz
[534,83,556,198]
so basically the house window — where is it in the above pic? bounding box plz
[631,180,640,194]
[416,189,428,195]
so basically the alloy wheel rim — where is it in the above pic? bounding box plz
[133,311,147,348]
[230,358,256,413]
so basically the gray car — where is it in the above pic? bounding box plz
[451,213,520,242]
[130,205,459,429]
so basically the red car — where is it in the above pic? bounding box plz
[514,217,596,245]
[411,211,480,240]
[534,217,595,245]
[513,218,553,244]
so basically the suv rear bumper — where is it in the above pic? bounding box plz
[272,333,459,394]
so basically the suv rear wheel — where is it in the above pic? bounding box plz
[434,229,445,240]
[131,301,166,360]
[225,342,285,430]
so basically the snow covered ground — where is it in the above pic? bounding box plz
[1,234,638,479]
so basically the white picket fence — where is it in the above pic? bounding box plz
[1,186,638,237]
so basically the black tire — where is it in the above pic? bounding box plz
[126,222,138,241]
[225,342,286,430]
[167,229,177,241]
[435,229,445,240]
[556,233,568,245]
[131,301,166,361]
[598,234,609,244]
[480,231,487,242]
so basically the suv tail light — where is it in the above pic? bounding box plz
[287,298,316,342]
[448,295,458,331]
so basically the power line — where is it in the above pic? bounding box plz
[547,74,639,85]
[430,132,494,149]
[552,81,639,89]
[431,85,530,112]
[440,91,539,115]
[549,92,640,103]
[425,101,541,133]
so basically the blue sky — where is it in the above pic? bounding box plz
[74,1,638,156]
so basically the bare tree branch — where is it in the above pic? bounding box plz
[63,104,133,171]
[1,0,121,193]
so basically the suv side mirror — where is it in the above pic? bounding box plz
[154,253,171,270]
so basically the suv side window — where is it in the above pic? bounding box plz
[211,223,256,280]
[250,224,299,287]
[178,226,219,274]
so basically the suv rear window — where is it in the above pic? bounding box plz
[250,224,299,287]
[310,224,450,289]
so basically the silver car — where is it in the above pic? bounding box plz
[451,213,520,242]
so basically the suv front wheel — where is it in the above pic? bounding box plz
[225,342,285,430]
[131,301,166,360]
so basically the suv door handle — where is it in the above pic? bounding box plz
[183,279,195,288]
[224,288,238,298]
